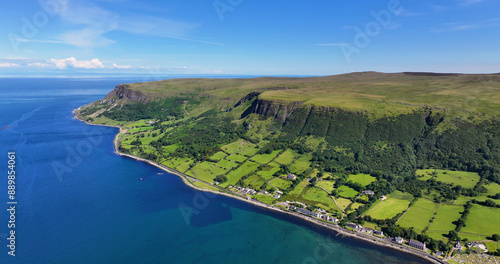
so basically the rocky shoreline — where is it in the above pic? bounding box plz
[73,109,444,264]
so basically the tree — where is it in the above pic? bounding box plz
[215,175,228,183]
[448,230,460,241]
[492,234,500,242]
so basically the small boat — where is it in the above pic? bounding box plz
[140,178,143,181]
[157,173,164,175]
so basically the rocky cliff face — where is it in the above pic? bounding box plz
[246,99,306,122]
[103,84,150,104]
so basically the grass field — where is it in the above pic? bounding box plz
[416,169,480,189]
[289,179,310,196]
[398,198,437,232]
[336,197,352,211]
[274,149,299,165]
[191,162,227,183]
[221,161,260,187]
[427,204,464,240]
[367,191,413,220]
[251,150,282,164]
[256,162,281,180]
[244,174,267,190]
[337,185,359,198]
[316,180,335,193]
[209,151,227,161]
[254,194,276,205]
[461,204,500,240]
[270,178,293,190]
[289,154,312,174]
[347,173,377,187]
[192,181,220,192]
[222,139,259,156]
[216,159,238,170]
[302,187,339,212]
[226,154,248,163]
[176,161,192,173]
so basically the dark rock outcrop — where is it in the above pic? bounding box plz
[103,84,150,104]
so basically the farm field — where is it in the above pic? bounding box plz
[336,197,352,211]
[427,204,464,240]
[209,151,227,161]
[316,180,335,193]
[416,169,480,189]
[461,204,500,240]
[270,178,293,190]
[216,159,238,170]
[302,187,339,212]
[244,174,267,190]
[254,194,276,205]
[221,161,260,187]
[398,198,437,232]
[226,154,248,163]
[337,185,358,198]
[289,179,310,196]
[347,173,376,186]
[221,139,259,156]
[191,162,227,182]
[256,162,281,180]
[366,191,413,220]
[289,154,312,174]
[274,149,299,165]
[251,150,282,164]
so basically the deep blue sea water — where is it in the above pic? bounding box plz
[0,78,431,264]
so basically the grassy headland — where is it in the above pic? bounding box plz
[76,72,500,259]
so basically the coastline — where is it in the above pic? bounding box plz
[73,109,444,264]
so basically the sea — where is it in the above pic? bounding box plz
[0,77,431,264]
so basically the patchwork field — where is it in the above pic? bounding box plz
[398,198,438,232]
[222,139,259,156]
[191,162,227,182]
[256,162,281,180]
[226,154,248,163]
[244,174,267,190]
[461,204,500,240]
[221,161,260,187]
[302,187,339,212]
[367,191,413,220]
[270,178,293,190]
[289,154,312,174]
[347,173,376,187]
[274,149,299,165]
[337,185,359,198]
[254,194,276,205]
[336,197,352,211]
[251,150,282,164]
[316,180,335,193]
[427,204,464,240]
[416,169,480,189]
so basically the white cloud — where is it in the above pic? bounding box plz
[26,57,105,69]
[112,63,132,69]
[0,62,19,68]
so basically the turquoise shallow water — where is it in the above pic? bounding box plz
[0,78,430,264]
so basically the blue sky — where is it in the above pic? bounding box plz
[0,0,499,76]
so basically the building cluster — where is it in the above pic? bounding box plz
[231,185,256,195]
[290,205,338,224]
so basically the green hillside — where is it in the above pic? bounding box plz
[76,72,500,254]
